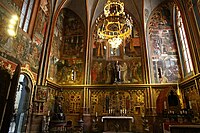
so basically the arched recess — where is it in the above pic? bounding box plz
[8,67,35,133]
[20,66,36,103]
[156,87,181,114]
[147,1,181,84]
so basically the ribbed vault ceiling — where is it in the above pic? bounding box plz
[54,0,165,29]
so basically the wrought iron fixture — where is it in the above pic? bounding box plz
[95,0,133,49]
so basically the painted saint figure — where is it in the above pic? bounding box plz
[106,62,112,83]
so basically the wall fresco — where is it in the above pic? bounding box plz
[0,5,42,73]
[48,8,85,85]
[47,8,63,82]
[91,59,142,84]
[184,85,200,117]
[92,18,143,84]
[34,7,49,39]
[147,2,181,83]
[61,9,85,58]
[56,59,84,84]
[0,0,22,14]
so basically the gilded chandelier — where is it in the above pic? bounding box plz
[95,0,133,48]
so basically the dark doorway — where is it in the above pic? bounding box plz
[8,74,32,133]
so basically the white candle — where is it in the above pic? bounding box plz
[164,101,167,109]
[96,112,98,117]
[189,101,192,109]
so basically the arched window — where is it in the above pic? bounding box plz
[175,7,193,76]
[19,0,35,32]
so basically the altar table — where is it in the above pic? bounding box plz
[102,116,134,132]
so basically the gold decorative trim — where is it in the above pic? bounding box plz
[21,65,36,85]
[0,60,14,76]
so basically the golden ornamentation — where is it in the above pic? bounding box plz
[21,65,36,84]
[95,0,133,49]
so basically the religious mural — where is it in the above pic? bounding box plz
[34,5,49,39]
[92,23,143,84]
[47,8,85,85]
[0,5,43,73]
[61,9,85,58]
[47,9,63,82]
[147,2,181,83]
[46,6,64,82]
[91,60,142,84]
[56,59,84,84]
[183,85,200,117]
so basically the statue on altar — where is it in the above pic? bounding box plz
[114,61,121,82]
[120,62,130,83]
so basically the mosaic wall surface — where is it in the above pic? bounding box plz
[147,2,181,83]
[92,19,143,84]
